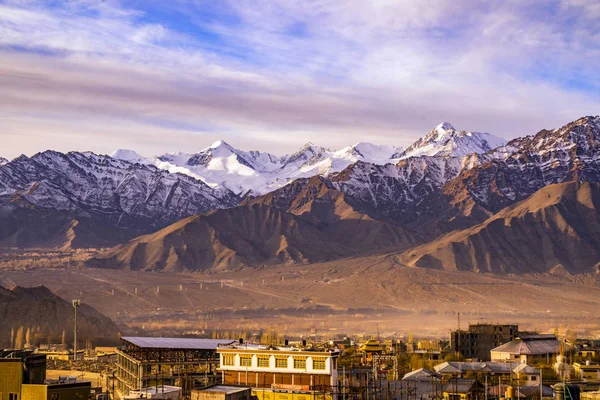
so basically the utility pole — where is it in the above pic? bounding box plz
[72,300,81,362]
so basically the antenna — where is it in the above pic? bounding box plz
[72,300,81,361]
[457,312,461,358]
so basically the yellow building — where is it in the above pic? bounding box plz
[1,350,90,400]
[22,381,91,400]
[0,350,47,400]
[0,359,23,400]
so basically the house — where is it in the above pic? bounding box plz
[490,335,560,364]
[402,368,441,381]
[442,378,482,400]
[574,362,600,382]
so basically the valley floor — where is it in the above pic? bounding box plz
[1,250,599,338]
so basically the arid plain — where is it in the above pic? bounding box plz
[2,249,599,339]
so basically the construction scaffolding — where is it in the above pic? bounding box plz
[116,337,234,398]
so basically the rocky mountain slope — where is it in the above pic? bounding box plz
[0,151,239,249]
[0,285,120,348]
[86,176,418,271]
[397,181,600,274]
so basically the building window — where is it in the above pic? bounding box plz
[258,355,270,368]
[240,355,252,367]
[275,356,288,368]
[9,394,19,400]
[294,357,307,369]
[222,354,235,366]
[531,376,537,381]
[312,357,326,370]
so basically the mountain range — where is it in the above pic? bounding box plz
[3,116,600,275]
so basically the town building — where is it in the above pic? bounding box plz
[574,362,600,382]
[442,378,483,400]
[490,334,561,364]
[217,341,339,400]
[116,337,231,397]
[121,385,182,399]
[402,368,441,382]
[0,350,91,400]
[21,380,92,400]
[0,350,46,399]
[191,385,252,400]
[450,324,518,361]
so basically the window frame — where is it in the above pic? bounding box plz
[312,357,326,370]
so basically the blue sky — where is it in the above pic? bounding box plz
[0,0,599,158]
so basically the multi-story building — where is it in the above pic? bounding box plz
[217,342,339,400]
[450,324,518,361]
[116,337,229,397]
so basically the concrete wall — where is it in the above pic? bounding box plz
[581,392,600,400]
[0,360,24,399]
[191,388,251,400]
[22,384,47,400]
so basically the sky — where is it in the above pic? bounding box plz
[0,0,599,159]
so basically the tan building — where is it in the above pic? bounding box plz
[574,362,600,382]
[217,342,339,400]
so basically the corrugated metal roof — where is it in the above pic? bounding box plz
[491,338,560,355]
[403,368,441,381]
[435,362,513,374]
[121,337,235,350]
[442,378,476,394]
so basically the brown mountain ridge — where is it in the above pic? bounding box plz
[396,181,600,274]
[86,177,418,271]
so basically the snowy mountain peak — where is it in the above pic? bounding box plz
[401,123,506,158]
[435,122,456,132]
[0,157,8,166]
[207,140,235,152]
[110,149,149,164]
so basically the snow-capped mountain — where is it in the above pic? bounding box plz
[324,115,600,233]
[110,122,500,196]
[447,115,600,210]
[399,122,506,158]
[2,116,600,252]
[0,157,8,166]
[111,140,407,196]
[0,150,239,247]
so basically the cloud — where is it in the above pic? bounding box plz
[0,0,598,159]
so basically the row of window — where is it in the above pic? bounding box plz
[222,354,326,370]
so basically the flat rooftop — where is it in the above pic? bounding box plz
[121,337,235,350]
[198,386,251,394]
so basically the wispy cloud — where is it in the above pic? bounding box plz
[0,0,598,159]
